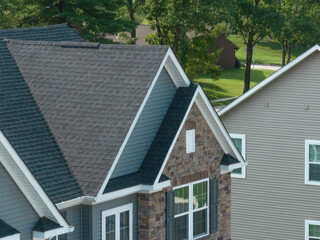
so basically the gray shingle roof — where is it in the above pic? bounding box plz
[33,217,61,232]
[6,39,169,196]
[0,24,83,203]
[0,219,20,238]
[220,153,240,165]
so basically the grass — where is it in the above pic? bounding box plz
[194,67,275,105]
[228,35,307,66]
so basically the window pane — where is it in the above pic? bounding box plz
[309,164,320,181]
[193,182,207,210]
[175,186,189,215]
[309,145,320,162]
[232,167,242,175]
[106,215,116,240]
[120,211,130,240]
[193,209,207,237]
[309,224,320,237]
[175,215,188,240]
[232,138,242,154]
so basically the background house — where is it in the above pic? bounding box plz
[107,25,239,70]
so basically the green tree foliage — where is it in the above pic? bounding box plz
[274,0,320,66]
[144,0,224,80]
[0,0,25,29]
[229,0,281,93]
[22,0,135,42]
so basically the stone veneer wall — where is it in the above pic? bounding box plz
[138,103,232,240]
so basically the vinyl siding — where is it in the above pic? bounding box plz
[221,51,320,240]
[111,68,177,178]
[92,194,138,240]
[63,205,81,240]
[0,163,38,240]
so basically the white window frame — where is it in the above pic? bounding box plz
[305,140,320,186]
[173,179,210,240]
[186,129,196,154]
[101,203,133,240]
[305,219,320,240]
[230,133,246,178]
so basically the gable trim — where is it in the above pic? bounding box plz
[0,233,20,240]
[97,47,190,197]
[154,86,246,185]
[218,44,320,116]
[0,131,73,234]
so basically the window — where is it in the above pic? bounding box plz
[305,140,320,185]
[305,220,320,240]
[186,130,195,153]
[230,134,246,178]
[102,203,133,240]
[174,179,209,239]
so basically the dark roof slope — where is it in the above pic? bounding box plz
[33,217,62,232]
[0,219,20,238]
[6,39,169,196]
[220,153,240,165]
[0,24,83,203]
[139,84,198,184]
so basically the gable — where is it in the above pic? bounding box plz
[0,163,39,240]
[111,68,177,178]
[163,103,225,185]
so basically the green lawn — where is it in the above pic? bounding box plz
[194,67,275,105]
[228,35,307,66]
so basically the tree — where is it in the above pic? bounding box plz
[144,0,224,79]
[22,0,136,42]
[229,0,281,93]
[274,0,320,66]
[124,0,144,38]
[0,0,25,29]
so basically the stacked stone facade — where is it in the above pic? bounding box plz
[138,103,232,240]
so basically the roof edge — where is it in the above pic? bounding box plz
[0,23,69,33]
[219,44,320,116]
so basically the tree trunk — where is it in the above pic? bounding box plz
[281,39,286,67]
[287,44,292,64]
[58,0,65,23]
[172,27,181,54]
[243,31,254,93]
[128,0,136,38]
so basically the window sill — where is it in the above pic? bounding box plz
[305,180,320,186]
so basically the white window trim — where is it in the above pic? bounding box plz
[186,129,196,154]
[305,219,320,240]
[173,179,210,240]
[230,133,246,178]
[101,203,133,240]
[305,140,320,186]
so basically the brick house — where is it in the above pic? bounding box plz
[0,24,246,240]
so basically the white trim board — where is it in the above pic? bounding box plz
[229,133,246,179]
[0,233,20,240]
[0,131,73,234]
[219,44,320,116]
[97,47,190,197]
[305,219,320,240]
[305,139,320,186]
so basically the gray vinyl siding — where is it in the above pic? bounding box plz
[111,68,177,178]
[221,51,320,240]
[92,194,138,240]
[63,205,81,240]
[0,163,38,240]
[81,205,92,240]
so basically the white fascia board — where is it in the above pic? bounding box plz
[0,233,20,240]
[97,47,190,197]
[218,44,320,116]
[0,131,71,231]
[33,227,66,239]
[154,86,201,185]
[197,88,246,166]
[220,162,243,172]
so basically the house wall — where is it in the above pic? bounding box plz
[111,68,177,178]
[216,35,236,70]
[138,103,231,240]
[63,205,82,240]
[0,163,39,240]
[221,51,320,239]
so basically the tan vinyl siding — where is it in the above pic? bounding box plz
[0,163,39,240]
[111,68,177,178]
[221,51,320,240]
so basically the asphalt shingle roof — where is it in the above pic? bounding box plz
[6,39,169,196]
[220,153,240,166]
[33,217,61,232]
[139,84,198,184]
[0,219,20,238]
[0,24,83,203]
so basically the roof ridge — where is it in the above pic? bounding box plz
[0,23,68,33]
